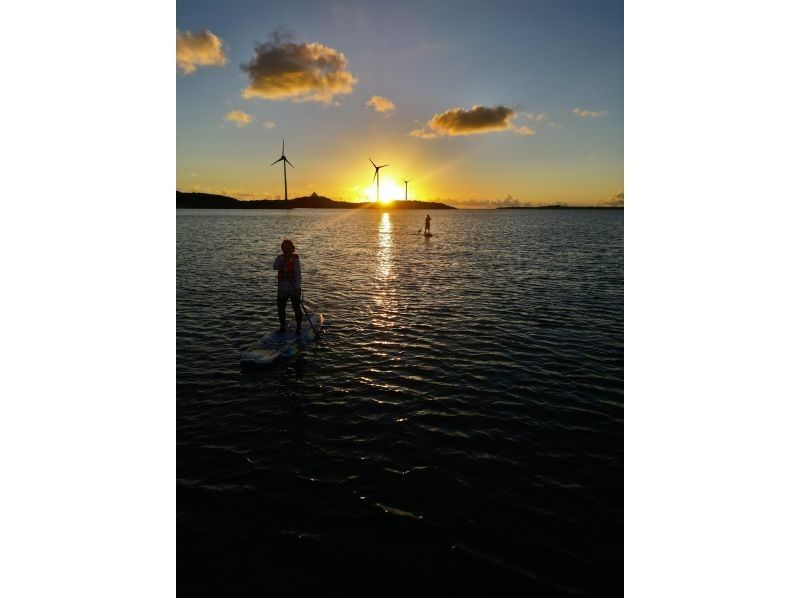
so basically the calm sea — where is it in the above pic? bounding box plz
[177,208,623,595]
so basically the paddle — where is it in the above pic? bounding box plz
[282,266,321,340]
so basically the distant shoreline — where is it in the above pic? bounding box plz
[177,191,456,210]
[498,205,623,210]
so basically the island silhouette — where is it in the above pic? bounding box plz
[177,191,455,209]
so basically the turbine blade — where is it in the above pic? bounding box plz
[271,158,281,166]
[369,158,377,168]
[380,164,389,168]
[282,139,285,155]
[286,158,294,168]
[372,171,377,183]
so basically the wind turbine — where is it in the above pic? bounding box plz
[271,139,294,204]
[402,178,412,201]
[369,158,389,203]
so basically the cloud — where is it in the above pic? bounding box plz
[176,30,227,75]
[366,95,396,113]
[410,105,533,138]
[445,194,536,208]
[604,191,624,207]
[573,107,607,118]
[263,121,277,129]
[409,128,440,139]
[521,111,548,122]
[240,32,357,103]
[496,194,522,207]
[430,105,514,135]
[520,111,564,131]
[224,110,253,127]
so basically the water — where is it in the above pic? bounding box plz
[177,208,623,595]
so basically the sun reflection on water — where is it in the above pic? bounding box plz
[376,211,393,280]
[372,211,397,329]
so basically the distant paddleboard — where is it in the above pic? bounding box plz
[424,232,433,237]
[241,312,323,367]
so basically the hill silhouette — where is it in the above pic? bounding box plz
[177,191,455,210]
[176,192,287,209]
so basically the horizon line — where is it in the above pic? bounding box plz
[176,189,623,208]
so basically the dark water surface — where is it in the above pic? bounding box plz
[177,208,623,595]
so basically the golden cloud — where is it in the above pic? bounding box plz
[241,38,357,103]
[366,95,396,113]
[573,107,607,118]
[410,105,533,138]
[431,105,514,135]
[224,110,253,127]
[176,30,227,75]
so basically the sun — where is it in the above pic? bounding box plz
[365,176,405,203]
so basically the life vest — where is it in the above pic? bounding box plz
[277,253,298,282]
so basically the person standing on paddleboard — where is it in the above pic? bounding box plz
[424,214,431,234]
[272,239,303,335]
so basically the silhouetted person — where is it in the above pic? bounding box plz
[424,213,431,234]
[272,239,303,335]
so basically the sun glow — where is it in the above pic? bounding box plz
[364,176,406,203]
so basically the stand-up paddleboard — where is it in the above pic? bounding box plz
[424,232,433,237]
[241,311,323,367]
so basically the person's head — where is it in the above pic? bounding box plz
[281,239,295,255]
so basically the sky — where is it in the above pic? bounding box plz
[177,0,623,207]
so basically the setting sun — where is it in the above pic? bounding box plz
[365,176,406,202]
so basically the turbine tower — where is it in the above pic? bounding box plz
[402,178,412,201]
[271,139,294,204]
[369,158,389,202]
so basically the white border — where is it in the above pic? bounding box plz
[1,1,175,595]
[626,0,800,595]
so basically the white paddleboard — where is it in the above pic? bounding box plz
[241,312,324,367]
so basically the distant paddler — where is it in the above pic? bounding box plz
[424,213,431,234]
[272,239,303,335]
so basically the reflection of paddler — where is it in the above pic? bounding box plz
[424,213,431,233]
[272,239,303,335]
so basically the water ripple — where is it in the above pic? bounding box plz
[178,208,623,595]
